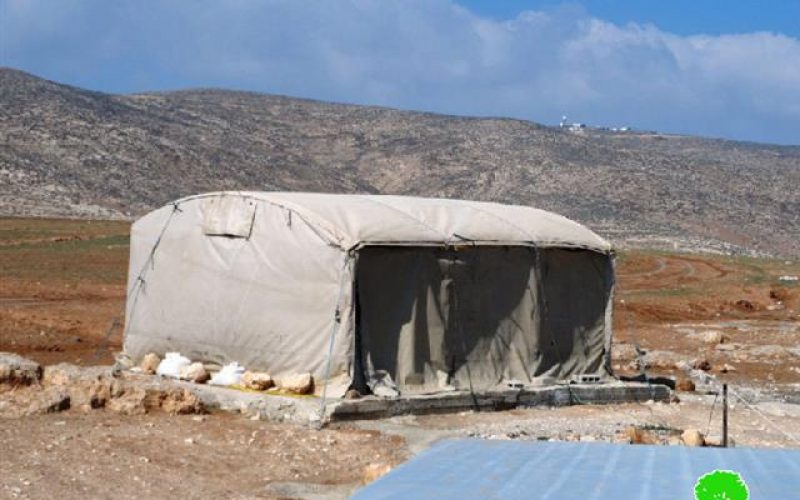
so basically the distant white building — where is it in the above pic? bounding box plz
[559,115,585,131]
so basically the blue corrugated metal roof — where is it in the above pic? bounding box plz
[353,439,800,499]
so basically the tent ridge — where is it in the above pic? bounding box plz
[354,194,454,242]
[158,191,612,253]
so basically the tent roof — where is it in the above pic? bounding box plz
[171,191,612,253]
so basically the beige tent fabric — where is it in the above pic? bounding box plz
[123,192,614,396]
[124,196,355,392]
[166,191,612,252]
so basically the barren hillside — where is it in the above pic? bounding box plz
[1,67,798,255]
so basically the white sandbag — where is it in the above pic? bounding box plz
[208,362,245,386]
[156,352,191,378]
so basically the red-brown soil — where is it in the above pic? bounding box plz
[614,251,800,385]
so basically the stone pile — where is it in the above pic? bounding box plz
[135,351,314,395]
[0,352,42,389]
[0,353,204,418]
[615,426,715,447]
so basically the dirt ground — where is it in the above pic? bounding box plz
[3,393,800,499]
[0,411,406,499]
[0,218,128,366]
[2,217,800,498]
[613,251,800,387]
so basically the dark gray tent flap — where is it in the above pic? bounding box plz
[356,246,613,395]
[535,249,614,378]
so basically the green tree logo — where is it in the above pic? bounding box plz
[694,470,749,500]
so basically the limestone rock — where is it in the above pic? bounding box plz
[667,435,683,446]
[23,387,70,416]
[42,364,77,386]
[159,388,204,415]
[41,364,116,412]
[700,330,725,345]
[180,362,210,384]
[0,352,42,388]
[676,378,696,392]
[625,426,659,445]
[275,373,313,395]
[691,359,712,371]
[140,353,161,375]
[363,463,392,484]
[613,432,633,445]
[69,379,115,410]
[43,363,109,386]
[611,343,638,360]
[643,350,682,370]
[107,387,148,415]
[114,352,135,371]
[681,429,705,447]
[240,371,273,390]
[106,386,203,415]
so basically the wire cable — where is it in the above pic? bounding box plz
[705,392,719,436]
[726,385,800,445]
[123,203,182,337]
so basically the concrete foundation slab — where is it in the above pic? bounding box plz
[174,380,671,425]
[327,382,670,421]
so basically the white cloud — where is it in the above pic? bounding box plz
[3,0,800,143]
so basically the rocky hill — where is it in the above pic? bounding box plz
[1,67,799,256]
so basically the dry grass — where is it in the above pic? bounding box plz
[0,217,130,286]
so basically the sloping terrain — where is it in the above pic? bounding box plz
[1,67,799,255]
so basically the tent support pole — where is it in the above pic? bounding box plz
[317,254,352,428]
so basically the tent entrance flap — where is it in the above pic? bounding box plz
[355,246,541,394]
[355,246,613,395]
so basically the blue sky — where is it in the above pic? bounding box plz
[2,0,800,144]
[461,1,800,37]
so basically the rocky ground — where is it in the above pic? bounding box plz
[356,395,800,452]
[0,410,404,499]
[2,217,800,498]
[0,354,407,499]
[4,353,800,499]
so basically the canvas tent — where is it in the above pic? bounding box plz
[123,192,615,397]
